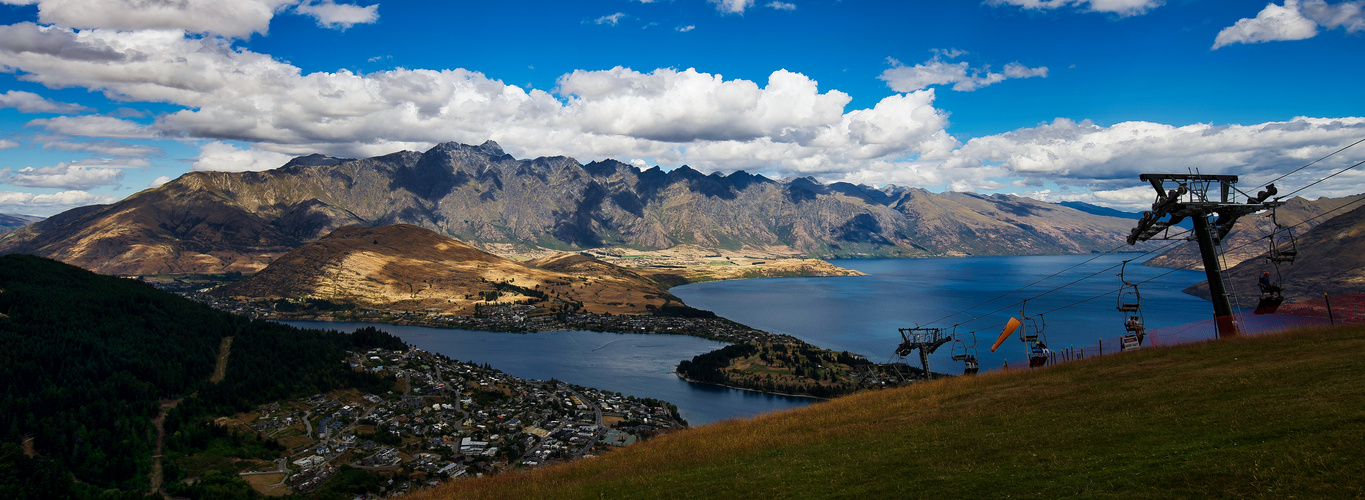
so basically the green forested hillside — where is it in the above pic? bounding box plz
[0,255,402,498]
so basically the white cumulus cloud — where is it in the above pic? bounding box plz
[192,142,297,172]
[556,67,853,143]
[149,175,171,187]
[0,139,17,149]
[0,23,963,175]
[1302,0,1365,30]
[26,115,159,139]
[988,0,1164,17]
[1213,0,1364,49]
[594,12,626,26]
[0,189,116,211]
[939,116,1365,194]
[295,0,379,30]
[36,137,162,157]
[0,90,90,113]
[1,15,1361,205]
[0,0,378,38]
[879,53,1048,92]
[3,157,145,189]
[0,0,294,38]
[1022,186,1155,211]
[767,2,796,11]
[710,0,754,14]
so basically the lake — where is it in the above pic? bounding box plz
[281,320,816,426]
[288,254,1215,425]
[673,254,1215,371]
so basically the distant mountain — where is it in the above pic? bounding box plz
[0,141,1139,275]
[0,213,42,234]
[1144,194,1365,271]
[1183,201,1365,307]
[1059,201,1195,230]
[216,224,686,316]
[1058,201,1141,220]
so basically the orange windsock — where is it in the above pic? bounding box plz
[990,317,1022,352]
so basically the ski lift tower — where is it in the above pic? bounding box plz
[895,327,952,380]
[1127,174,1281,338]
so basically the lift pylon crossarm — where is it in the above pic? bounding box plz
[894,327,954,380]
[1128,173,1286,338]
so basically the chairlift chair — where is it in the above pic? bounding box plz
[950,338,967,361]
[950,332,980,375]
[1254,270,1286,314]
[1017,309,1049,368]
[1255,207,1295,314]
[1116,261,1146,350]
[1266,207,1299,264]
[1120,308,1145,351]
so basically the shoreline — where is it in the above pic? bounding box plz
[673,371,827,401]
[263,314,843,401]
[232,307,807,346]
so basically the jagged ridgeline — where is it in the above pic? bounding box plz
[0,254,403,498]
[0,141,1137,275]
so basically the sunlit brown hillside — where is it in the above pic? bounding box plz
[1185,201,1365,306]
[1145,193,1365,270]
[217,224,686,316]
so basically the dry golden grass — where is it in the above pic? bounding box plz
[242,473,289,496]
[406,324,1365,499]
[276,433,313,451]
[590,244,865,284]
[221,225,683,316]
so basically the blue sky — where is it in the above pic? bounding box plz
[1,0,1363,216]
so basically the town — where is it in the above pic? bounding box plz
[227,346,687,496]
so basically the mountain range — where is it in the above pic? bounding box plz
[0,213,42,234]
[0,141,1139,276]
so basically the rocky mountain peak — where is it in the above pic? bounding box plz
[426,140,508,160]
[283,153,351,168]
[476,140,505,156]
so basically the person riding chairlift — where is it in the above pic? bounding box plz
[1259,271,1282,296]
[1125,315,1144,333]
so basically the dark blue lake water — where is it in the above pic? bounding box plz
[282,320,815,426]
[288,255,1214,426]
[672,255,1213,371]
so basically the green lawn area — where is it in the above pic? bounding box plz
[414,324,1365,499]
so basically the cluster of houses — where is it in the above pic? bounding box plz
[285,464,335,492]
[234,345,686,495]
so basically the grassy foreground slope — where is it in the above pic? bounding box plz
[415,325,1365,498]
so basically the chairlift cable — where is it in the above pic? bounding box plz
[1276,158,1365,200]
[945,234,1191,330]
[1291,193,1365,226]
[932,163,1365,341]
[1261,136,1365,188]
[916,242,1129,328]
[1130,210,1322,287]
